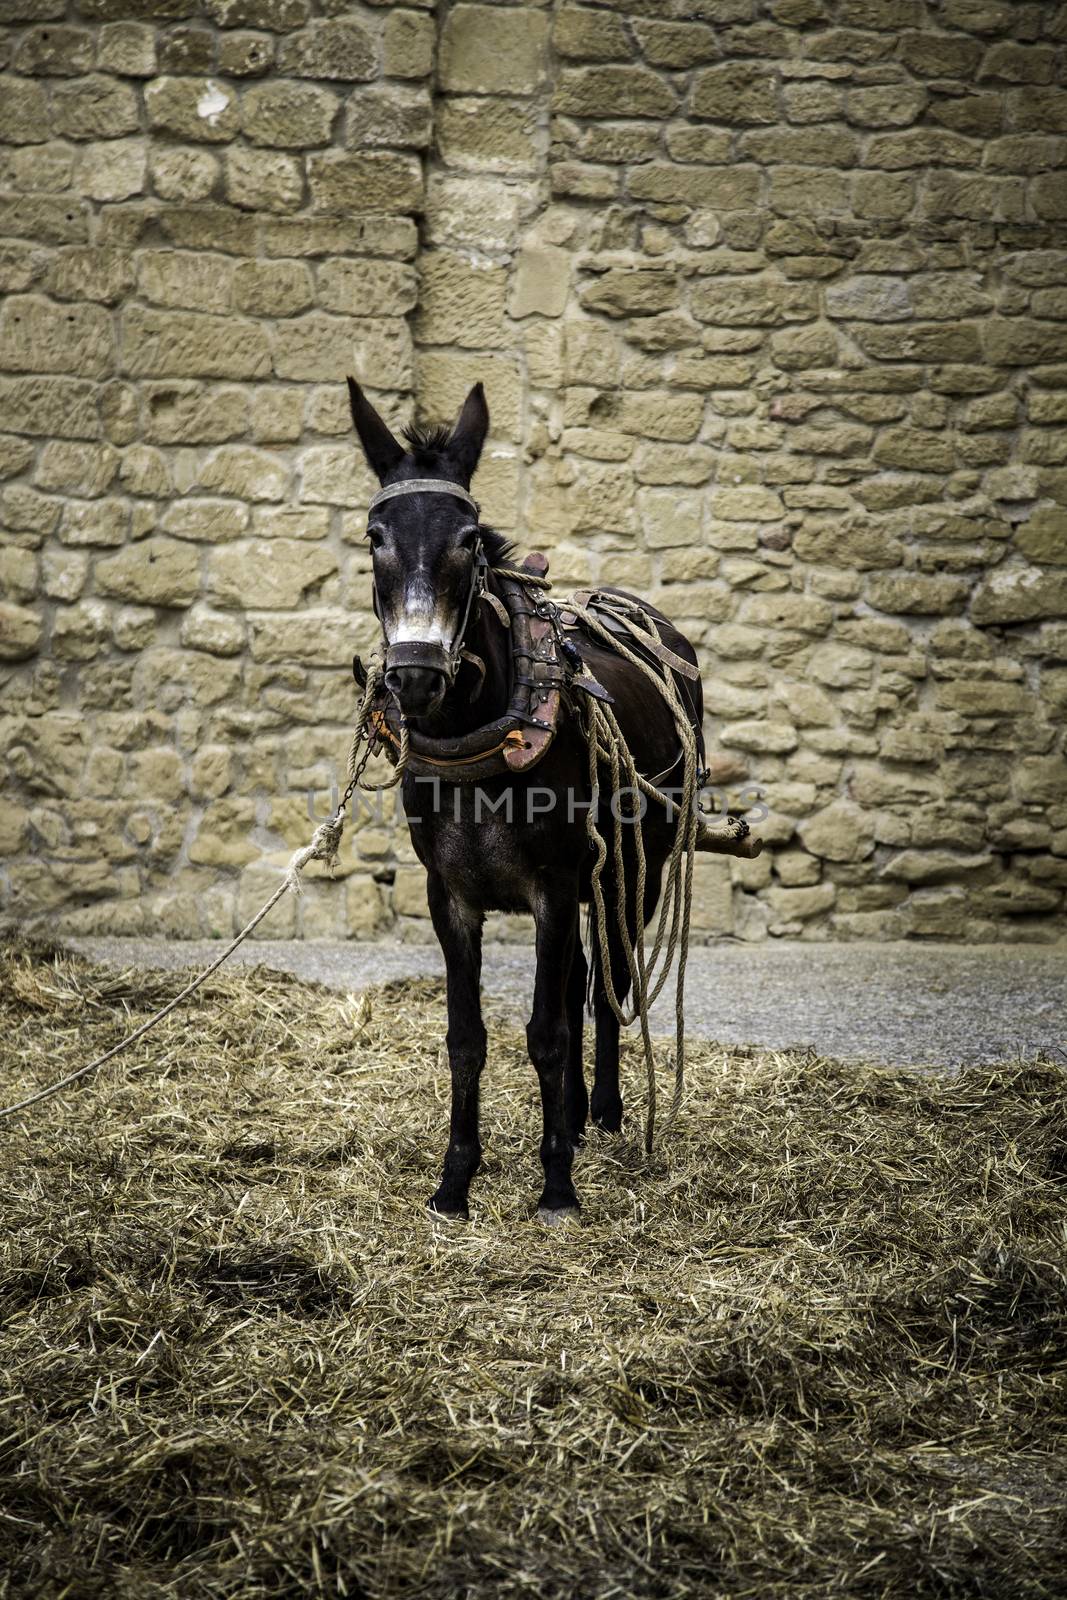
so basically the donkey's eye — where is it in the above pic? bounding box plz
[366,524,386,550]
[456,524,479,549]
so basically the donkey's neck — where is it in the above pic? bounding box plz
[415,575,511,738]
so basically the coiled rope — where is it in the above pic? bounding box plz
[486,566,707,1154]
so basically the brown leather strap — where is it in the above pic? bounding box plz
[373,712,527,769]
[568,590,700,682]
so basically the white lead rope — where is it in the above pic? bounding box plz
[0,821,348,1121]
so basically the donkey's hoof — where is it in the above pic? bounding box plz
[428,1198,469,1223]
[537,1206,580,1229]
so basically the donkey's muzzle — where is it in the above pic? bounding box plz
[384,640,450,715]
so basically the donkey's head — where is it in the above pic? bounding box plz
[348,378,490,719]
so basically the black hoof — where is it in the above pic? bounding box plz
[537,1206,580,1228]
[592,1106,623,1134]
[428,1195,469,1222]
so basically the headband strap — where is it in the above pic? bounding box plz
[369,478,478,514]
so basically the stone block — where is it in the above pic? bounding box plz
[250,610,375,666]
[768,166,849,216]
[710,486,783,522]
[242,81,339,147]
[427,172,529,253]
[96,537,200,607]
[273,313,413,386]
[826,274,911,321]
[50,598,108,659]
[277,19,377,81]
[853,322,982,362]
[299,444,374,507]
[234,259,313,317]
[971,568,1067,624]
[740,593,834,632]
[797,800,874,862]
[137,249,233,314]
[442,5,549,94]
[436,96,544,174]
[580,267,679,319]
[414,251,509,350]
[79,139,148,202]
[689,857,734,935]
[225,147,303,213]
[123,306,270,379]
[555,64,675,119]
[307,151,423,213]
[217,31,274,77]
[143,383,247,445]
[720,720,797,754]
[619,392,703,442]
[317,258,417,317]
[145,77,240,142]
[0,79,48,143]
[866,573,970,615]
[52,75,140,139]
[692,63,777,124]
[0,295,112,380]
[191,802,260,870]
[208,540,338,609]
[345,84,433,149]
[767,881,836,920]
[634,18,718,68]
[35,440,118,497]
[203,0,310,24]
[628,164,761,210]
[180,606,245,655]
[553,7,631,60]
[691,276,817,326]
[0,602,42,660]
[1015,505,1067,566]
[60,497,129,546]
[150,146,219,202]
[0,545,37,602]
[0,194,90,245]
[383,8,434,78]
[197,446,288,502]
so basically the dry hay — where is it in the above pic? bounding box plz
[0,939,1064,1600]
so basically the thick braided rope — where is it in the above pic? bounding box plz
[563,597,704,1154]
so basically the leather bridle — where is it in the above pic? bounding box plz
[367,478,486,686]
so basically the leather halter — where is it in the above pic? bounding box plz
[368,478,478,515]
[368,477,484,686]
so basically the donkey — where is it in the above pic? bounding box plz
[349,379,708,1223]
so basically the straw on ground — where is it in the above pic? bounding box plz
[1,941,1064,1598]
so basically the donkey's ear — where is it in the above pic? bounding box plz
[347,377,405,483]
[450,382,489,482]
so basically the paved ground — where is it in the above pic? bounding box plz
[69,938,1066,1070]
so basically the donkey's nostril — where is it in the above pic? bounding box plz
[384,669,403,695]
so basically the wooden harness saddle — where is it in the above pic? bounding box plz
[355,551,703,785]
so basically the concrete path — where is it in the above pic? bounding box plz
[69,938,1065,1070]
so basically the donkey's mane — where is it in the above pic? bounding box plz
[402,422,454,456]
[399,422,514,567]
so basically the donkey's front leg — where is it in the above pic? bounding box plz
[427,872,485,1221]
[528,889,581,1223]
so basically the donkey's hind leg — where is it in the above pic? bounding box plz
[563,933,589,1146]
[528,887,581,1221]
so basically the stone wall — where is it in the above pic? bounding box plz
[1,0,1066,946]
